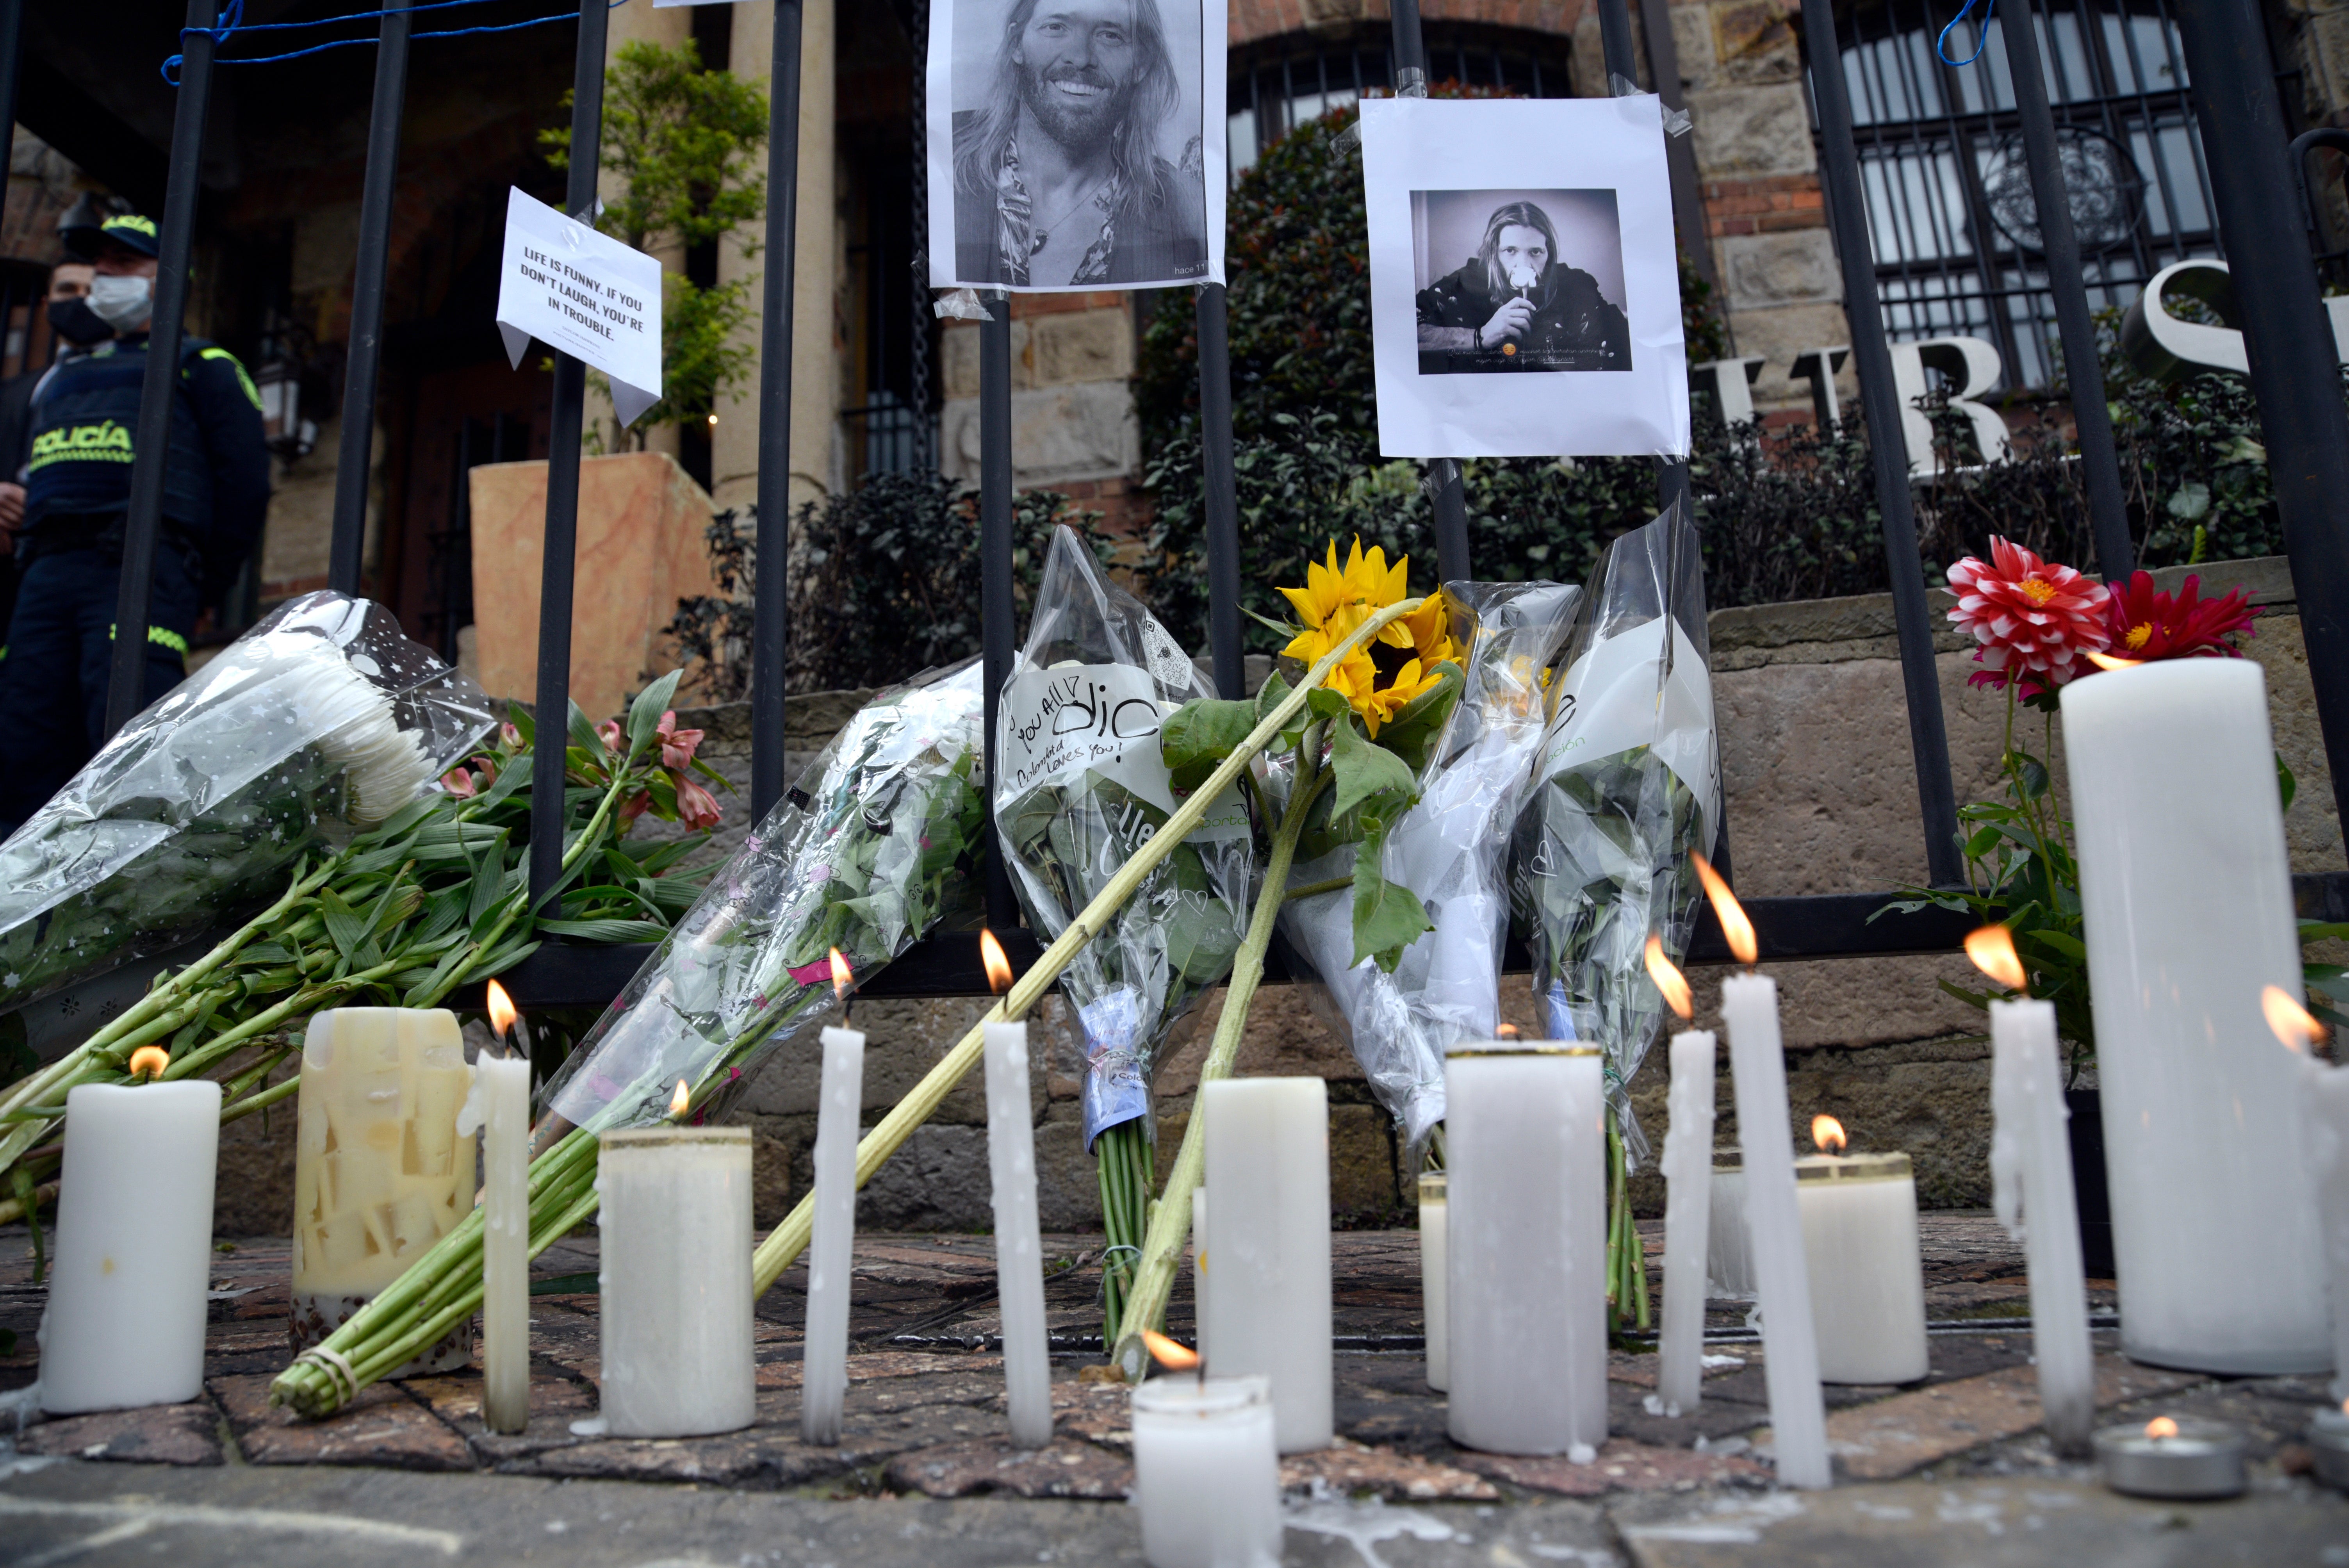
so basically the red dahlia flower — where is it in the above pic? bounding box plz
[2103,570,2258,661]
[1946,537,2112,696]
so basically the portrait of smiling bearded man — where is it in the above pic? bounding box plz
[952,0,1209,287]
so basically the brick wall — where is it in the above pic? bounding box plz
[937,292,1147,531]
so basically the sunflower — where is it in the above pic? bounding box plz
[1276,538,1454,738]
[1355,658,1446,738]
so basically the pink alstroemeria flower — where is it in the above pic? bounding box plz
[440,766,477,798]
[676,776,724,832]
[598,719,625,754]
[653,710,705,772]
[619,789,653,825]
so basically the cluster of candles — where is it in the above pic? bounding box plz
[25,658,2349,1535]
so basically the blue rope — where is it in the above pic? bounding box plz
[1937,0,1994,66]
[164,0,629,84]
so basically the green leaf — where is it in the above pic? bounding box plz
[2300,921,2349,946]
[505,701,535,747]
[318,888,366,963]
[534,918,670,944]
[2279,751,2297,813]
[2008,751,2051,801]
[1161,697,1258,795]
[1936,977,1994,1012]
[2024,928,2087,962]
[627,669,686,761]
[567,700,604,759]
[1329,716,1419,824]
[1351,837,1432,971]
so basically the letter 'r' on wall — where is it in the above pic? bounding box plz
[1887,336,2012,479]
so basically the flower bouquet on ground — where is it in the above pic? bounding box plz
[0,662,728,1245]
[1878,539,2263,1077]
[1509,504,1720,1332]
[272,659,990,1417]
[0,591,493,1011]
[1275,577,1577,1147]
[993,528,1255,1338]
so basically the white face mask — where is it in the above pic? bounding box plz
[88,274,153,330]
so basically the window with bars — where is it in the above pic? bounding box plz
[1228,27,1578,176]
[1827,0,2220,393]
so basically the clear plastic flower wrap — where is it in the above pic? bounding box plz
[1508,502,1719,1167]
[1274,580,1579,1146]
[993,527,1256,1149]
[0,591,493,1010]
[537,658,988,1137]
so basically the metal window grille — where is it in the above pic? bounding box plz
[1825,0,2220,392]
[1228,27,1577,175]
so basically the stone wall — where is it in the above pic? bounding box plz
[213,556,2326,1237]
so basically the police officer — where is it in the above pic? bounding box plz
[0,210,270,832]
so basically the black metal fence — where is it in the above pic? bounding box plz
[65,0,2349,1006]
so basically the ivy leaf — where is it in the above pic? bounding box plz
[1351,836,1432,972]
[627,669,685,761]
[1161,697,1257,795]
[1329,716,1418,824]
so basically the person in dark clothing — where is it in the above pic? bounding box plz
[1415,200,1633,375]
[0,210,271,834]
[0,260,96,650]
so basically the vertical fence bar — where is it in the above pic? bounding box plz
[2172,0,2349,848]
[1636,0,1719,298]
[105,0,218,737]
[979,293,1018,930]
[326,0,413,599]
[1386,0,1472,583]
[527,0,611,911]
[1995,2,2132,583]
[0,0,22,208]
[1798,0,1962,885]
[1196,284,1244,699]
[750,0,804,823]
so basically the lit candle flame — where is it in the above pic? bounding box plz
[1644,934,1693,1021]
[1494,1023,1520,1039]
[2085,650,2144,673]
[1964,925,2028,993]
[829,947,854,1003]
[486,977,519,1040]
[127,1046,170,1082]
[1691,852,1756,967]
[2262,984,2328,1055]
[2145,1415,2180,1440]
[1139,1328,1199,1371]
[1812,1114,1847,1153]
[669,1078,691,1117]
[979,928,1014,996]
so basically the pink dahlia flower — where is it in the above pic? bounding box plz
[1946,537,2112,697]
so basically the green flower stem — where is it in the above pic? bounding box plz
[219,1072,302,1126]
[1281,874,1353,903]
[1105,735,1331,1383]
[748,601,1424,1301]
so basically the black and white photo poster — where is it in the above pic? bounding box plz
[1361,97,1689,458]
[926,0,1225,291]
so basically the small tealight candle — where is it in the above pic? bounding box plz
[1417,1171,1447,1392]
[1795,1121,1927,1386]
[2308,1402,2349,1492]
[1130,1374,1283,1568]
[2094,1416,2246,1500]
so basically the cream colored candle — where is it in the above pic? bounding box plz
[1719,970,1831,1489]
[1417,1171,1448,1392]
[1201,1076,1330,1452]
[1656,1030,1717,1413]
[1130,1375,1283,1568]
[803,1023,866,1445]
[1989,996,2095,1453]
[290,1008,474,1372]
[984,1018,1051,1447]
[459,1049,532,1435]
[41,1081,219,1413]
[2062,659,2328,1372]
[596,1125,754,1437]
[1795,1142,1928,1385]
[1445,1044,1606,1456]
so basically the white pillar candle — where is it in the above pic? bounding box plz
[41,1081,220,1413]
[459,1050,532,1435]
[1130,1374,1283,1568]
[595,1125,754,1437]
[984,1019,1051,1448]
[1444,1044,1606,1456]
[2062,659,2329,1372]
[1417,1171,1448,1392]
[1201,1076,1330,1453]
[2305,1059,2349,1399]
[802,1023,866,1445]
[1796,1149,1928,1385]
[1989,996,2096,1453]
[1191,1185,1211,1366]
[289,1008,474,1372]
[1707,1160,1757,1297]
[1719,971,1831,1489]
[1657,1030,1717,1413]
